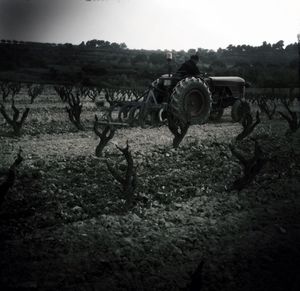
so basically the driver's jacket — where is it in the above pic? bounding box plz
[175,59,200,79]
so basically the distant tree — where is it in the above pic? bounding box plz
[261,41,272,53]
[285,43,297,53]
[103,41,111,48]
[272,40,284,50]
[111,42,120,49]
[87,40,112,48]
[188,48,196,55]
[119,42,127,49]
[86,39,98,48]
[217,48,223,54]
[64,43,73,48]
[262,41,271,48]
[226,44,234,52]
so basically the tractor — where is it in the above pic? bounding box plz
[152,73,248,124]
[104,53,249,127]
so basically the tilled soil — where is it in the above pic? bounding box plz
[0,105,300,291]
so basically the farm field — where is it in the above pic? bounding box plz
[0,88,300,291]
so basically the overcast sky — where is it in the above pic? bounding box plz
[0,0,299,51]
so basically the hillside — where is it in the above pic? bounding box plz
[0,39,298,88]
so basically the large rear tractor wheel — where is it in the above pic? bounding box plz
[231,100,251,122]
[169,77,212,124]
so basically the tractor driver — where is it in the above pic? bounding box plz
[175,54,201,79]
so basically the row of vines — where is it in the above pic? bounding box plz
[1,80,299,211]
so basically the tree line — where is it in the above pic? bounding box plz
[0,39,298,88]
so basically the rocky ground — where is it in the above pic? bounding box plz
[0,96,300,291]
